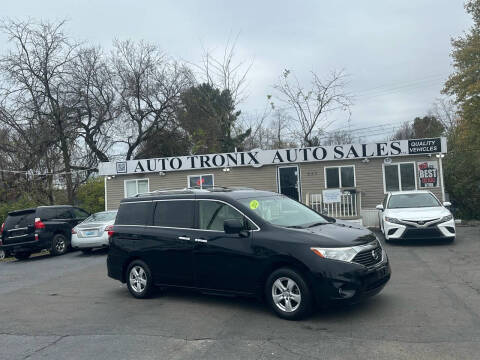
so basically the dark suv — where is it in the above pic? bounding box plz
[107,188,391,320]
[0,205,90,260]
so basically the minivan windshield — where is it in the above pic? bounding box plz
[238,195,330,228]
[83,211,117,223]
[388,193,440,209]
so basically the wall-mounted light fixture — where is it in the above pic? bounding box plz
[436,153,445,158]
[106,175,115,180]
[158,171,166,176]
[222,167,231,172]
[361,158,370,163]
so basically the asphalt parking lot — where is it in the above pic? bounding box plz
[1,226,479,360]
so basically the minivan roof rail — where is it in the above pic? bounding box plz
[132,186,256,197]
[133,188,195,197]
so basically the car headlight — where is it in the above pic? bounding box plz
[385,216,402,224]
[439,214,453,223]
[310,247,358,262]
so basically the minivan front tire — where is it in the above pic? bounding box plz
[265,268,313,320]
[126,260,154,299]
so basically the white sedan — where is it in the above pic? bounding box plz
[71,210,117,253]
[376,191,455,242]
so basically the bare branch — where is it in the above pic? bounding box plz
[273,68,352,146]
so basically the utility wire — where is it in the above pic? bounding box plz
[0,167,97,176]
[355,74,445,95]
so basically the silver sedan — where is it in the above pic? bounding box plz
[71,210,117,253]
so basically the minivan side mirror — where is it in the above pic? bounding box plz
[376,204,384,211]
[443,201,452,207]
[224,219,244,234]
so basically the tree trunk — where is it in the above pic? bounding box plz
[55,114,75,204]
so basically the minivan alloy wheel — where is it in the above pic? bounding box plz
[129,266,147,293]
[272,277,301,312]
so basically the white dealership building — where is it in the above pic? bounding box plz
[98,137,447,227]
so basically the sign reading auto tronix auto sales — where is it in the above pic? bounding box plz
[98,137,447,175]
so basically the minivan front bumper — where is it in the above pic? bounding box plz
[310,252,391,304]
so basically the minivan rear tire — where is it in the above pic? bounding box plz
[265,268,313,320]
[126,260,154,299]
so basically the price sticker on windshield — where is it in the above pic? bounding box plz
[249,200,259,210]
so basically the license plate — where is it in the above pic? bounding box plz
[85,231,96,236]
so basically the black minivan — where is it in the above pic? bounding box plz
[107,188,391,320]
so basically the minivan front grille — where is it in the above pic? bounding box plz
[352,246,382,268]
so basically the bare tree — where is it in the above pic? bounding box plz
[390,121,414,140]
[70,46,117,163]
[194,35,253,106]
[321,129,354,146]
[242,108,297,150]
[429,97,458,131]
[0,19,81,203]
[273,69,352,146]
[111,39,193,160]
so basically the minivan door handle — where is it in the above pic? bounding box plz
[195,238,208,243]
[178,236,191,241]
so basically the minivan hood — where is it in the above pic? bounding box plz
[287,220,376,247]
[385,207,449,221]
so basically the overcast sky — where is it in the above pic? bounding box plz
[1,0,471,141]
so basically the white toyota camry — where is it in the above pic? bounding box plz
[376,191,455,242]
[71,210,117,253]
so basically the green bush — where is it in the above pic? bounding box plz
[75,177,105,214]
[0,196,38,225]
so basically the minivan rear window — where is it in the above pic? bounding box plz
[5,211,36,229]
[154,200,195,228]
[116,202,153,225]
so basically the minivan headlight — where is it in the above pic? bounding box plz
[310,247,358,262]
[439,214,453,223]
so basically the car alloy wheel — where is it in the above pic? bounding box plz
[51,234,69,256]
[56,239,66,253]
[129,266,147,294]
[126,260,153,299]
[0,249,5,260]
[272,277,302,313]
[266,268,312,320]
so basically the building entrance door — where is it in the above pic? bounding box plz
[277,166,300,201]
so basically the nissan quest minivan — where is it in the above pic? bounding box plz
[107,187,391,320]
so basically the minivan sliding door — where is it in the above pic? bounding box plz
[143,200,196,287]
[192,200,258,294]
